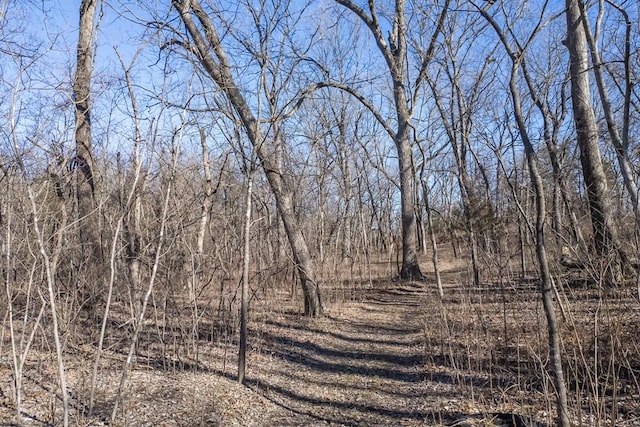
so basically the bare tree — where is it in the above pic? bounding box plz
[238,144,257,384]
[565,0,628,274]
[169,0,322,315]
[424,10,498,286]
[111,142,179,421]
[74,0,102,300]
[7,83,72,427]
[300,90,361,263]
[475,2,570,424]
[578,0,638,218]
[331,0,450,279]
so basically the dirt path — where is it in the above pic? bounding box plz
[0,279,511,426]
[244,280,461,426]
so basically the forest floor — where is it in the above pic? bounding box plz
[1,257,639,426]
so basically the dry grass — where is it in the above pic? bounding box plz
[1,250,639,426]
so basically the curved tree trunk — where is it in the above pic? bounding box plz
[477,6,571,424]
[578,1,639,218]
[173,0,322,316]
[510,71,571,427]
[272,170,322,316]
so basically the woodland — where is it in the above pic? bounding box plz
[0,0,639,426]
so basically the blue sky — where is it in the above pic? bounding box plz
[5,0,637,169]
[42,1,149,70]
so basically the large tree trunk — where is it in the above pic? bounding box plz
[578,0,639,217]
[74,0,102,290]
[565,0,625,270]
[389,1,423,280]
[396,121,422,279]
[268,162,322,316]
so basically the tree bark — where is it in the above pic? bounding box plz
[74,0,102,279]
[390,5,422,279]
[197,129,213,256]
[578,0,639,217]
[238,168,253,384]
[336,115,353,260]
[565,0,625,269]
[510,72,571,427]
[423,182,443,298]
[397,121,422,279]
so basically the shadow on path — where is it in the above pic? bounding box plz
[247,280,466,425]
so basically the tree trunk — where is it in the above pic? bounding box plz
[423,182,443,298]
[238,168,253,384]
[565,0,625,270]
[510,74,571,427]
[578,0,639,217]
[197,129,213,256]
[333,0,449,280]
[397,123,422,279]
[477,6,571,424]
[275,183,322,316]
[426,68,482,286]
[337,119,353,260]
[74,0,102,284]
[389,3,423,280]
